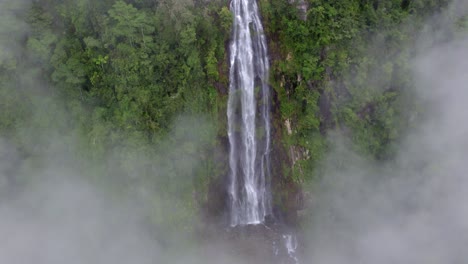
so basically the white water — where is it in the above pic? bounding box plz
[283,234,299,264]
[227,0,272,226]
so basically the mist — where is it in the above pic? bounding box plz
[303,4,468,263]
[0,176,161,264]
[0,0,240,262]
[0,0,467,263]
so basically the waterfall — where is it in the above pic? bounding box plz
[227,0,272,226]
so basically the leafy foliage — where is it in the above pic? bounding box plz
[0,0,458,232]
[0,0,231,235]
[261,0,457,181]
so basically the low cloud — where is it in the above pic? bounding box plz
[304,6,468,264]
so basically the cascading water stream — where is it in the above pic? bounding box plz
[227,0,272,226]
[227,1,301,262]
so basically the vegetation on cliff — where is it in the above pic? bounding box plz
[261,0,461,184]
[0,0,465,237]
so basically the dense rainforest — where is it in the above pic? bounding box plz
[0,0,467,262]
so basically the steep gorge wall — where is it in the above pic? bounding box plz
[204,0,458,232]
[253,0,456,223]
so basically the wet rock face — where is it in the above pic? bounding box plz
[224,224,301,264]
